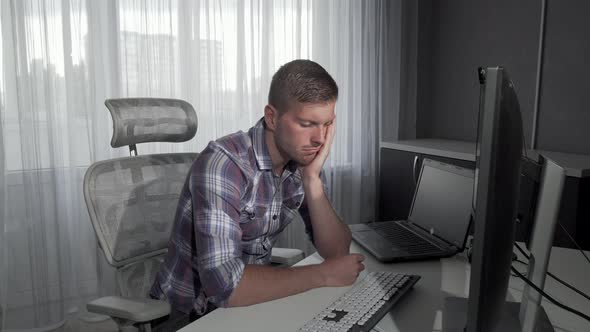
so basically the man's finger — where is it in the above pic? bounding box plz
[351,254,365,262]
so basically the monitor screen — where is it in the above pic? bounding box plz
[409,161,474,248]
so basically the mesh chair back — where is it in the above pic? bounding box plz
[84,153,197,268]
[105,98,198,148]
[117,255,166,298]
[85,97,198,298]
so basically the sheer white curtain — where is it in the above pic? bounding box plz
[0,0,392,329]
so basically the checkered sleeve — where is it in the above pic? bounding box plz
[190,145,246,308]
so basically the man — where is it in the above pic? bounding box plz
[150,59,365,326]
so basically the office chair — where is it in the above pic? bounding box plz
[83,98,304,332]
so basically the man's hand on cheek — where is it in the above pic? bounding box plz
[300,121,336,183]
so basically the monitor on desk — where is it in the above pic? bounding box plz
[443,67,556,332]
[469,67,523,331]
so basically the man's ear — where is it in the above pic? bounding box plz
[264,104,278,130]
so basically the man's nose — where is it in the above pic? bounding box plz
[311,126,326,146]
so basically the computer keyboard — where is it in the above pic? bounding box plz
[298,271,421,332]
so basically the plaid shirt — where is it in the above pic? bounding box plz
[150,119,325,314]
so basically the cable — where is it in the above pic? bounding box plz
[557,222,590,265]
[514,242,529,259]
[510,266,590,322]
[514,242,590,302]
[547,271,590,302]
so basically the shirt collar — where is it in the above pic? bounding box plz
[250,118,299,175]
[251,118,273,171]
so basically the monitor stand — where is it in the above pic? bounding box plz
[442,156,565,332]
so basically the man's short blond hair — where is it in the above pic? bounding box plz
[268,59,339,113]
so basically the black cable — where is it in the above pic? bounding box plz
[510,266,590,322]
[510,257,528,277]
[557,222,590,265]
[547,271,590,302]
[514,242,590,302]
[514,242,530,259]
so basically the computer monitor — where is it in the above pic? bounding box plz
[468,67,523,330]
[443,67,557,332]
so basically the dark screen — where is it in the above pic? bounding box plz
[409,163,474,248]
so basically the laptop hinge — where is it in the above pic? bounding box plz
[406,220,456,249]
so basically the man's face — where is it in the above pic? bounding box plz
[272,101,336,166]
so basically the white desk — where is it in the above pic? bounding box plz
[180,242,590,332]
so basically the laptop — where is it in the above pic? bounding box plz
[351,158,474,262]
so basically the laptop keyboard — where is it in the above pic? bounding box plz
[367,222,441,254]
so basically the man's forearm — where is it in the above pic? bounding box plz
[304,177,352,258]
[226,264,324,307]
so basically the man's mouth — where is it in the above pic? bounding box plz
[302,149,319,155]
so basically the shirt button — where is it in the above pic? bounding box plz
[295,201,301,207]
[272,215,278,220]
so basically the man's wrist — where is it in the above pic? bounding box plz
[302,175,324,198]
[311,264,327,288]
[289,264,326,288]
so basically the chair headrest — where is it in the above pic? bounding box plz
[105,98,198,148]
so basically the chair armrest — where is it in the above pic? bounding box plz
[87,296,170,323]
[271,247,305,266]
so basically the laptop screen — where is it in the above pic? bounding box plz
[408,160,474,248]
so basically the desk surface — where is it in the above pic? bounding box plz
[180,242,590,332]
